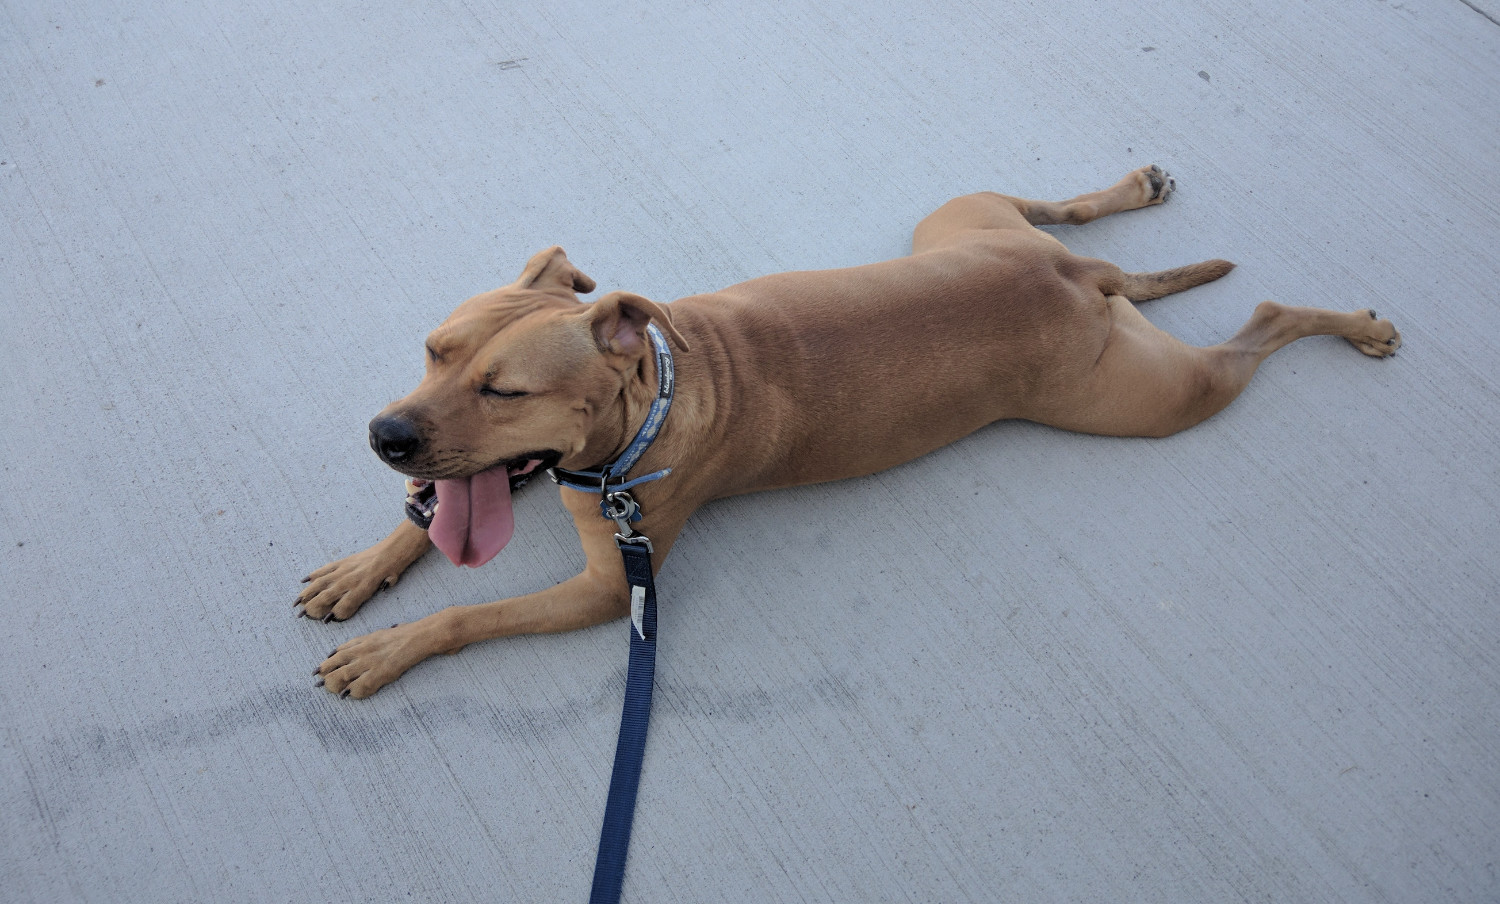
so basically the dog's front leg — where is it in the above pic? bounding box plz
[314,568,629,698]
[314,488,686,699]
[296,520,432,622]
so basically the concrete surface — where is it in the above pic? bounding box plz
[3,1,1498,901]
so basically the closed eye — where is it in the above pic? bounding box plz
[480,386,529,399]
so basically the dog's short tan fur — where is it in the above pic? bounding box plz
[301,167,1399,698]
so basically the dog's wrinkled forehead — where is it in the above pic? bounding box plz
[424,289,595,382]
[427,290,567,357]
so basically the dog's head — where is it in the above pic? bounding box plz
[367,247,687,566]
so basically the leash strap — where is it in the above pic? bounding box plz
[579,323,671,901]
[588,539,657,904]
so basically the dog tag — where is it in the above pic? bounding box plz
[630,585,647,640]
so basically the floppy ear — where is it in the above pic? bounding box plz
[588,291,690,355]
[515,246,597,294]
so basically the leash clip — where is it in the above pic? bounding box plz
[607,491,654,641]
[605,490,655,554]
[603,490,639,536]
[614,533,654,553]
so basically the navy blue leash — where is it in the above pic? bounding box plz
[588,538,658,904]
[566,321,676,903]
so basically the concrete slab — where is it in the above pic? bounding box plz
[3,0,1497,901]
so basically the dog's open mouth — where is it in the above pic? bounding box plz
[407,451,560,568]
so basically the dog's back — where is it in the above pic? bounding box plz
[661,234,1150,492]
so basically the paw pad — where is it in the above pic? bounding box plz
[1145,166,1175,201]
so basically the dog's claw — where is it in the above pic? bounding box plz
[1370,310,1378,319]
[296,545,412,625]
[314,676,325,687]
[340,688,351,699]
[322,612,337,624]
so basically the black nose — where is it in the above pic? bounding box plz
[368,415,423,464]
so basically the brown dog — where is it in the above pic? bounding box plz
[300,166,1400,698]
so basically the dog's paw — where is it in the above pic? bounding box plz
[1136,164,1175,205]
[1346,309,1402,357]
[314,622,431,699]
[295,548,401,622]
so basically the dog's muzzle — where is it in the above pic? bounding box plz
[368,414,423,465]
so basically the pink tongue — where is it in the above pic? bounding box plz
[431,467,518,567]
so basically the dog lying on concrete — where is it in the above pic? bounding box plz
[299,166,1400,698]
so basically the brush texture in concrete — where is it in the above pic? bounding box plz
[3,1,1498,901]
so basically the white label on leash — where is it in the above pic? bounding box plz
[631,585,647,640]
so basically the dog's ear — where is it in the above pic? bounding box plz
[515,246,597,294]
[588,291,690,355]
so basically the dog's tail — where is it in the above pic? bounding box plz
[1110,259,1236,301]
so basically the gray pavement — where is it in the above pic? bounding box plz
[3,1,1498,901]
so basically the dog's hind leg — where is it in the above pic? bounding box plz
[1009,165,1177,226]
[1218,300,1404,364]
[1035,297,1402,438]
[913,165,1177,252]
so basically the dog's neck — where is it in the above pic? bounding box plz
[554,323,676,489]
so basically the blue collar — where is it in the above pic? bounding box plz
[550,322,675,495]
